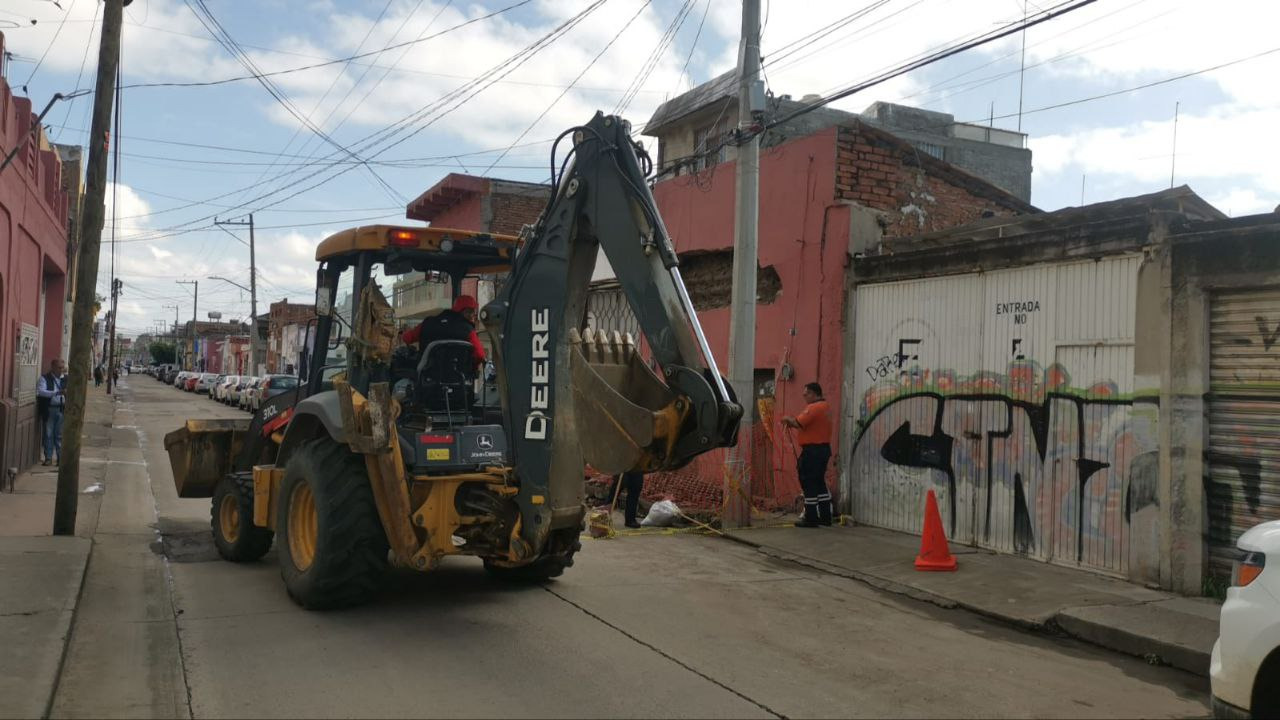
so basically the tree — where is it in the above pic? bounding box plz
[149,341,176,364]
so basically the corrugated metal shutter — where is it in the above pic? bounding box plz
[847,256,1145,578]
[1207,288,1280,580]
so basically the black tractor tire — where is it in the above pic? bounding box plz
[211,473,274,562]
[276,438,389,610]
[484,524,584,582]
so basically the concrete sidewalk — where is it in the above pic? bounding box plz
[725,523,1221,676]
[0,387,114,719]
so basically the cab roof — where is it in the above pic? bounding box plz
[315,224,519,275]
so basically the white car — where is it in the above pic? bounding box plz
[195,373,219,393]
[216,375,240,402]
[1211,520,1280,718]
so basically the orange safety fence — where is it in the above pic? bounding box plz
[585,400,838,520]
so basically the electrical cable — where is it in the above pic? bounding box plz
[117,0,534,91]
[765,0,1098,135]
[487,0,652,175]
[225,0,398,214]
[675,0,712,92]
[54,0,98,142]
[613,0,694,116]
[96,0,609,245]
[186,0,405,206]
[21,0,76,92]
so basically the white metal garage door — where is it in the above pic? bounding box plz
[1207,288,1280,580]
[846,256,1147,577]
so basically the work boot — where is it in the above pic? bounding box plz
[819,501,833,527]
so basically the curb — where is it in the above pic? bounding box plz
[727,534,1210,676]
[43,537,93,719]
[1051,607,1211,677]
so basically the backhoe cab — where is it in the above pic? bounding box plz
[164,112,742,609]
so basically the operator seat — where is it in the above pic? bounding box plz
[415,339,476,425]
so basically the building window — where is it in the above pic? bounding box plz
[694,120,730,172]
[915,141,945,161]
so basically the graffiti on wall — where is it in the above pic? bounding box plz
[852,360,1158,570]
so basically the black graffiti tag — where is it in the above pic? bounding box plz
[1257,316,1280,351]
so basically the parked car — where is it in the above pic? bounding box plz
[215,375,240,402]
[195,373,219,394]
[236,377,259,410]
[184,374,201,392]
[1212,520,1280,719]
[249,374,299,412]
[172,371,189,388]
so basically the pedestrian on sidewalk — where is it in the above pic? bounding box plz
[36,358,68,466]
[93,365,104,387]
[782,382,833,528]
[611,471,645,528]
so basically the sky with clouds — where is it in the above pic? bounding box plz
[3,0,1276,339]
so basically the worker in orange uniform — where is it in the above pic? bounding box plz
[782,382,833,528]
[401,294,487,369]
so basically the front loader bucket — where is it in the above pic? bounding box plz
[571,329,686,474]
[163,419,250,498]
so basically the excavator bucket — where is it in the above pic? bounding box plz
[570,328,687,474]
[163,419,251,498]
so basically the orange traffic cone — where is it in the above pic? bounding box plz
[915,489,958,572]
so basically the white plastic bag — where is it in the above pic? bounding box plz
[640,499,681,527]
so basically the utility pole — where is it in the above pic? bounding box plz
[54,0,128,536]
[105,277,121,394]
[214,214,258,375]
[163,304,178,363]
[723,0,762,528]
[177,280,197,369]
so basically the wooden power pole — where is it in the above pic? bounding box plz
[54,0,128,535]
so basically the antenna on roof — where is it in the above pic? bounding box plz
[1170,101,1180,189]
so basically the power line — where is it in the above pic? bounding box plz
[54,0,98,142]
[118,0,535,91]
[21,0,76,92]
[486,0,654,174]
[224,0,397,214]
[614,0,694,116]
[185,0,405,206]
[764,0,1099,132]
[132,0,612,236]
[675,0,712,91]
[83,0,610,248]
[958,44,1280,125]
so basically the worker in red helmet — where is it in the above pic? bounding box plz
[401,294,486,369]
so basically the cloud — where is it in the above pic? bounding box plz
[255,0,704,150]
[6,0,241,85]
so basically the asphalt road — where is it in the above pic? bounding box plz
[51,375,1211,719]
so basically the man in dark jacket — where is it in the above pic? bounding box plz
[37,358,67,466]
[400,294,486,369]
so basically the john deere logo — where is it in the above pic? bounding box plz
[477,434,494,450]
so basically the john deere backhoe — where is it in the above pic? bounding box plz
[164,113,742,609]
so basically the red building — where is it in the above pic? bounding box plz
[645,121,1035,508]
[0,35,70,473]
[401,174,549,330]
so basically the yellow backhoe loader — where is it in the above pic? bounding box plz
[164,113,742,609]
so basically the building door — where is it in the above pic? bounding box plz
[1206,288,1280,580]
[848,256,1143,577]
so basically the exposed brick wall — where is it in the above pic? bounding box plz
[488,189,548,237]
[267,301,314,372]
[836,124,1026,238]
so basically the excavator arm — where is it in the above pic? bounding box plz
[483,112,743,542]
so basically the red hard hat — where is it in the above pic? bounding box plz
[452,294,479,312]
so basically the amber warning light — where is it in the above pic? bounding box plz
[390,230,418,247]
